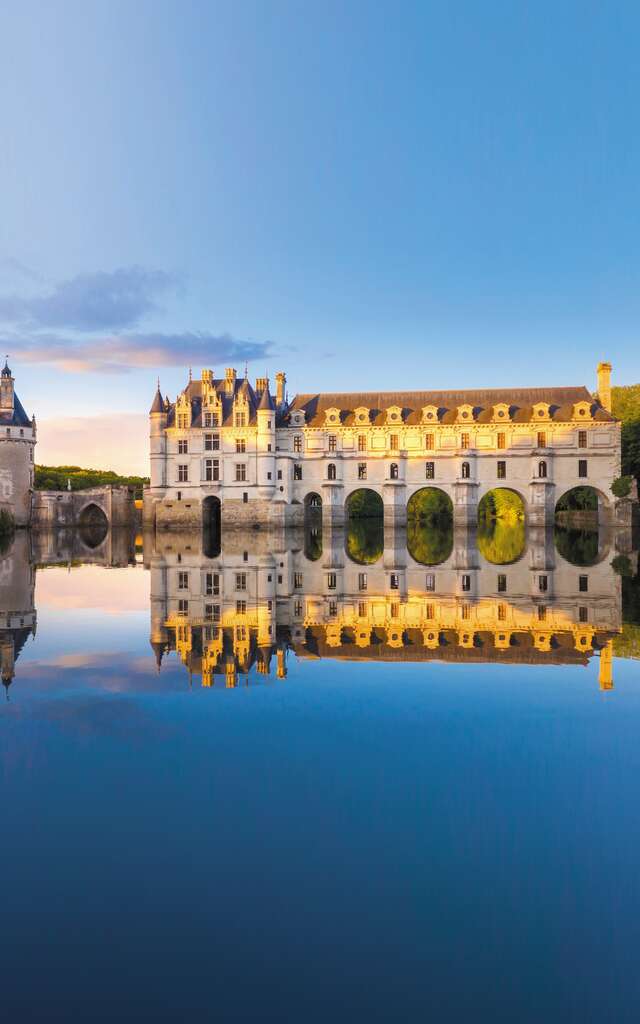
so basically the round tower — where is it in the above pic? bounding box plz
[145,381,168,526]
[0,360,36,527]
[256,379,276,499]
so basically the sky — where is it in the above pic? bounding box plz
[1,0,639,474]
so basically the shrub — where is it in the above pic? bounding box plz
[0,508,15,535]
[611,475,633,499]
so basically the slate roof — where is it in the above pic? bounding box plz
[0,392,32,427]
[287,386,615,426]
[167,377,284,427]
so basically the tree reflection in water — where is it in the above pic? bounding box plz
[407,519,453,565]
[345,518,384,564]
[554,526,599,566]
[477,519,526,564]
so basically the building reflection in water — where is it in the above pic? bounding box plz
[144,518,630,691]
[0,516,634,695]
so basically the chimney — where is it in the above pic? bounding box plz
[597,361,612,413]
[224,367,237,394]
[201,369,213,385]
[255,376,268,394]
[275,371,286,406]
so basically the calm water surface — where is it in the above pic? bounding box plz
[2,523,640,1021]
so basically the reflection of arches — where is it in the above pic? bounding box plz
[345,518,384,564]
[304,524,323,561]
[202,496,221,558]
[407,488,453,521]
[407,488,454,566]
[477,488,526,564]
[78,503,109,529]
[345,488,383,519]
[554,525,610,566]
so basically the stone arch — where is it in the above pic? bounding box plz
[345,488,384,519]
[77,503,109,549]
[406,487,454,566]
[555,485,611,516]
[304,492,322,509]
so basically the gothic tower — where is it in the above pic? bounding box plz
[0,360,37,527]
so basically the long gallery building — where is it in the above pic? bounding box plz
[144,362,621,529]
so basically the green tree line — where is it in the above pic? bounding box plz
[612,384,640,485]
[35,465,149,499]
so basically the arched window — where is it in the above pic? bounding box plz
[461,461,470,479]
[327,463,336,480]
[390,463,399,479]
[538,460,547,478]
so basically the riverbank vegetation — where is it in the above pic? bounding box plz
[35,465,149,499]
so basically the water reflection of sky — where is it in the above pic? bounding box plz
[2,528,640,1020]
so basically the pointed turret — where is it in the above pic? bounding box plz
[258,383,275,411]
[150,383,164,414]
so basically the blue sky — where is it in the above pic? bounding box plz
[1,0,638,472]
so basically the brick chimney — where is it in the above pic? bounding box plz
[275,371,286,406]
[597,361,612,413]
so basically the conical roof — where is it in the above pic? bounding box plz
[258,384,275,411]
[150,387,165,413]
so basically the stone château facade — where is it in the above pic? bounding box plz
[0,361,36,527]
[144,362,621,529]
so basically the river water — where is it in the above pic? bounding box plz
[1,521,639,1021]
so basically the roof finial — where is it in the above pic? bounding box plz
[157,376,161,391]
[188,366,192,383]
[244,360,248,380]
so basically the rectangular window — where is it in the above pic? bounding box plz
[178,599,189,614]
[579,606,588,623]
[358,434,367,452]
[204,433,220,451]
[539,575,548,593]
[236,600,246,614]
[358,463,367,480]
[236,438,246,453]
[294,599,303,618]
[236,625,247,641]
[294,573,303,589]
[235,573,247,591]
[578,459,588,478]
[178,439,188,454]
[426,573,435,592]
[538,605,546,621]
[497,574,507,593]
[204,459,219,482]
[497,432,506,449]
[389,434,399,450]
[389,603,399,619]
[294,435,303,453]
[358,601,367,618]
[460,432,470,449]
[178,571,189,590]
[390,573,400,590]
[425,433,434,450]
[329,600,338,618]
[205,572,220,596]
[461,574,471,592]
[277,470,283,480]
[461,604,470,620]
[235,464,247,482]
[235,413,246,427]
[425,461,435,479]
[177,414,188,429]
[498,603,506,621]
[425,603,434,620]
[358,573,367,591]
[328,435,337,452]
[327,573,337,590]
[497,461,506,479]
[205,604,220,623]
[579,575,589,592]
[578,430,588,449]
[204,412,219,428]
[177,464,188,482]
[294,464,302,480]
[537,431,546,449]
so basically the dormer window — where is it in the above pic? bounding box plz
[386,405,403,424]
[325,407,341,426]
[573,401,592,420]
[532,402,551,421]
[457,404,474,422]
[492,403,510,422]
[422,405,439,423]
[354,406,370,424]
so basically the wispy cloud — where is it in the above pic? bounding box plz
[4,330,272,373]
[0,264,276,372]
[0,266,177,331]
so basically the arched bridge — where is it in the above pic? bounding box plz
[31,485,135,529]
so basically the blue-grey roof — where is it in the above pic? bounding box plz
[0,391,32,427]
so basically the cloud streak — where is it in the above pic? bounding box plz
[5,330,273,373]
[0,266,177,331]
